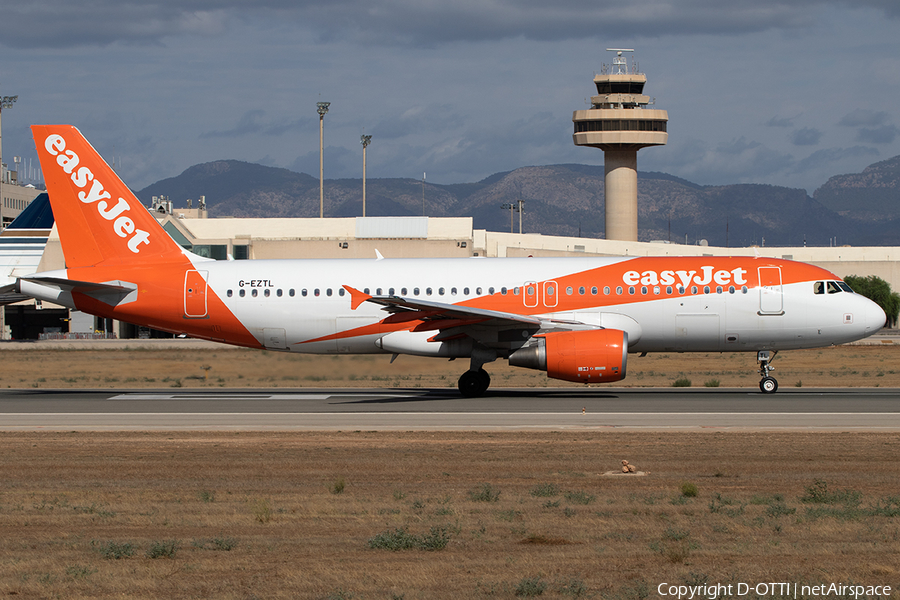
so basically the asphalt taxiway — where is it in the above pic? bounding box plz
[1,387,898,430]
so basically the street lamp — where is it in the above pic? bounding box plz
[317,101,330,218]
[0,94,18,186]
[360,134,372,217]
[501,203,515,233]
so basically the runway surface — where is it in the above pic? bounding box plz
[1,387,899,430]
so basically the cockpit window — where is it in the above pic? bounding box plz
[838,282,853,293]
[813,281,824,295]
[827,281,841,294]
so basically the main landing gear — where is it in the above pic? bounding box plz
[458,347,496,398]
[458,368,491,397]
[757,350,778,393]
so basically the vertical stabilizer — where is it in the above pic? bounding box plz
[32,125,184,268]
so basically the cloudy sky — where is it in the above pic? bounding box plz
[1,0,899,195]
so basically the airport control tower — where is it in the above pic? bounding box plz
[573,49,667,241]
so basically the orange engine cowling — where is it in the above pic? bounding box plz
[508,329,628,384]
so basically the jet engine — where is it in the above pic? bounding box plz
[508,329,628,383]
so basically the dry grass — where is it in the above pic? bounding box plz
[0,343,897,389]
[2,431,900,598]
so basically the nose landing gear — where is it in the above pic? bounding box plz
[757,350,778,393]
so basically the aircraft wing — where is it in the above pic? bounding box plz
[343,285,594,345]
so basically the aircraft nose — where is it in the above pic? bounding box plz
[862,297,887,334]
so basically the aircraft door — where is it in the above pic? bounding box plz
[524,282,538,308]
[758,267,783,315]
[543,281,558,308]
[184,270,209,318]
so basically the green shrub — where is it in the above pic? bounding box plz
[515,576,547,597]
[368,525,451,551]
[563,490,596,505]
[146,539,179,559]
[703,379,720,387]
[672,377,692,387]
[530,483,560,498]
[800,479,861,506]
[93,541,134,560]
[469,483,501,502]
[680,482,698,498]
[331,477,346,495]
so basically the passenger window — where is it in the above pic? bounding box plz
[315,289,320,297]
[666,286,672,295]
[376,288,382,295]
[414,287,420,295]
[464,287,470,295]
[592,286,598,295]
[728,286,735,294]
[239,289,245,297]
[477,287,483,295]
[741,286,748,294]
[616,286,623,295]
[640,286,647,295]
[654,286,660,295]
[426,288,433,296]
[388,288,394,296]
[264,289,270,297]
[512,287,518,296]
[452,287,459,295]
[326,289,333,297]
[488,287,495,295]
[566,286,573,295]
[339,288,345,297]
[814,281,824,295]
[703,286,710,294]
[603,286,610,295]
[277,289,283,297]
[401,288,408,295]
[363,288,370,295]
[677,286,685,294]
[628,286,635,295]
[691,286,698,294]
[579,286,586,295]
[500,287,506,295]
[227,289,233,297]
[716,286,722,294]
[252,289,258,297]
[439,287,445,295]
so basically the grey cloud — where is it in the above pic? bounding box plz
[200,110,312,139]
[838,109,890,127]
[792,146,879,174]
[791,127,822,146]
[767,115,798,128]
[3,0,898,50]
[857,125,899,144]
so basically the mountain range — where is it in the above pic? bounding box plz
[136,155,900,247]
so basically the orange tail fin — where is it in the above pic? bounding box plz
[32,125,185,268]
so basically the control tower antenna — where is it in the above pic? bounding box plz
[572,49,667,241]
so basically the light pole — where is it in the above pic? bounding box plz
[0,93,18,187]
[317,101,330,218]
[360,134,372,217]
[501,203,515,233]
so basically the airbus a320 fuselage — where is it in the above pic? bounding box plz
[15,125,886,396]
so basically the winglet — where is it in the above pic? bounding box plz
[343,285,372,310]
[375,249,384,260]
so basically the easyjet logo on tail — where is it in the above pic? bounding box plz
[623,266,748,287]
[43,134,151,253]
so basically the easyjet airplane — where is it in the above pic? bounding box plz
[10,125,887,395]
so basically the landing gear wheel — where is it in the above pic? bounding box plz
[458,368,491,398]
[756,350,778,394]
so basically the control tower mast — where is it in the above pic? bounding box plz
[572,49,667,241]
